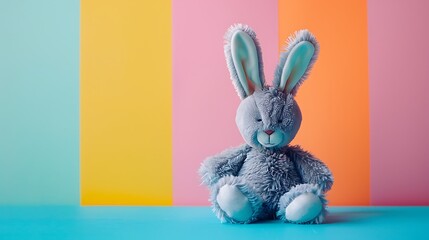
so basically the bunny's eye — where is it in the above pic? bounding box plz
[278,119,283,123]
[256,119,262,122]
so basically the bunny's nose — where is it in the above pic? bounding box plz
[265,130,274,135]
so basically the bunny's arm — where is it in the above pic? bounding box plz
[288,146,334,192]
[199,144,251,187]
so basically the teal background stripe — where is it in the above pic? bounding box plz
[0,0,79,204]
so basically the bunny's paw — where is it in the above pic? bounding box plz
[277,184,327,224]
[217,184,253,222]
[210,176,262,224]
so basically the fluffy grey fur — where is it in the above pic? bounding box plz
[224,24,265,99]
[210,175,263,224]
[277,183,327,224]
[236,88,302,150]
[272,30,320,96]
[199,24,333,224]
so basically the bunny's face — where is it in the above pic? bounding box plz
[236,88,302,149]
[224,24,319,150]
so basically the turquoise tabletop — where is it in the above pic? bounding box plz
[0,206,428,240]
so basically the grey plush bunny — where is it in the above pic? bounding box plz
[199,24,333,224]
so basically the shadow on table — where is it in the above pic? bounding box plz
[324,209,383,224]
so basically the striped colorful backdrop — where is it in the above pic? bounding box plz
[1,0,428,206]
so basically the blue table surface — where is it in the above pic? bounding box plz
[0,206,428,240]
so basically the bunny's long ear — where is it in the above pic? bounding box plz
[273,30,319,96]
[224,24,265,99]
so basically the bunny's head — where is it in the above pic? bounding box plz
[224,24,319,150]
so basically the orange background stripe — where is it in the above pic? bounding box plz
[279,0,370,205]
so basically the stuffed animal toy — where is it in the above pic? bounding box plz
[199,24,333,224]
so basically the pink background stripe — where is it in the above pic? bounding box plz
[368,0,429,205]
[172,0,278,205]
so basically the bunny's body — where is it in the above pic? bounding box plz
[239,146,302,212]
[199,25,333,224]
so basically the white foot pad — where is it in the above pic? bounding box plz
[216,184,253,222]
[285,192,322,223]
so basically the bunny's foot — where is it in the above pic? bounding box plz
[277,184,327,224]
[210,176,262,224]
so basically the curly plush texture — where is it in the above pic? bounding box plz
[272,30,320,96]
[236,88,302,150]
[287,146,334,192]
[224,24,266,99]
[199,24,333,225]
[276,183,327,224]
[210,176,263,224]
[200,146,333,223]
[199,144,251,187]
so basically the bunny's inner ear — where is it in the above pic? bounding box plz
[231,31,263,95]
[274,30,319,95]
[225,25,265,99]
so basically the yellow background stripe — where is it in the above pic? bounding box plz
[81,0,172,205]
